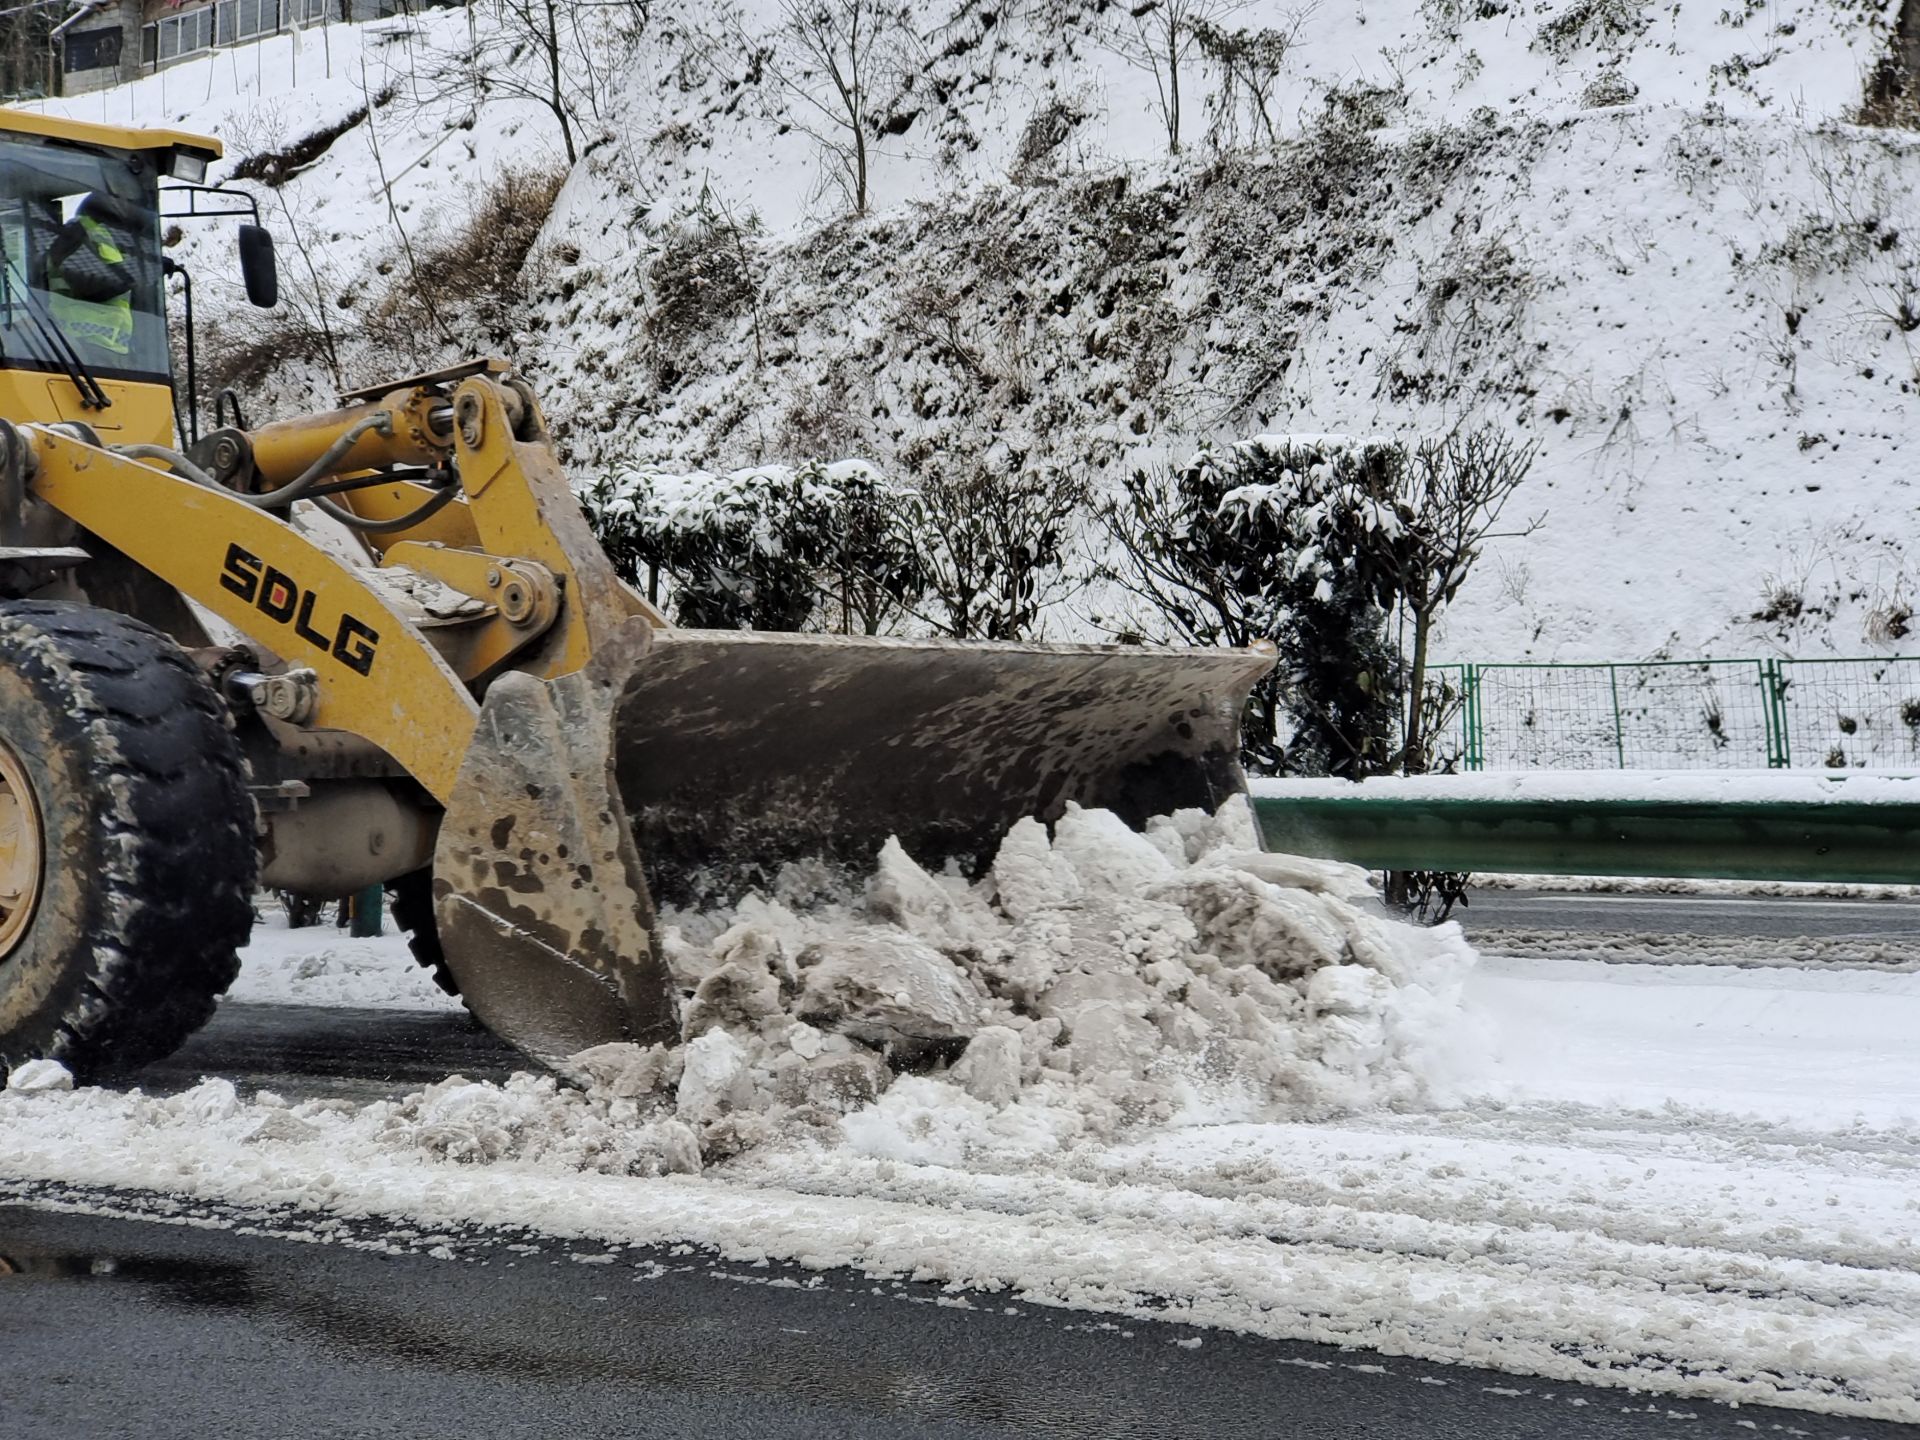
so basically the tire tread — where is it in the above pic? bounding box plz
[0,602,255,1081]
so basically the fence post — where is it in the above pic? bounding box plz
[1761,659,1792,769]
[1607,664,1626,769]
[1463,664,1483,771]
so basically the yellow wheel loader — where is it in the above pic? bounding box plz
[0,110,1272,1081]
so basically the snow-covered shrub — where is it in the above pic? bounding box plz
[1394,233,1535,402]
[1580,71,1640,108]
[893,451,1090,640]
[1319,79,1409,132]
[581,460,923,632]
[1534,0,1649,60]
[643,204,763,388]
[1011,97,1088,179]
[1194,17,1299,150]
[584,448,1087,640]
[1419,0,1512,41]
[1103,424,1536,787]
[1100,435,1407,778]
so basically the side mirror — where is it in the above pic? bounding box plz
[238,224,277,309]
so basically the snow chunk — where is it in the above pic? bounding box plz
[868,836,1000,950]
[1053,804,1175,896]
[677,1030,754,1126]
[951,1026,1023,1106]
[682,962,783,1041]
[5,1059,72,1093]
[991,817,1081,921]
[796,928,985,1057]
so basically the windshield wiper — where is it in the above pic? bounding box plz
[1,257,110,411]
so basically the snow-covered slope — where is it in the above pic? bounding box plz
[25,0,1919,661]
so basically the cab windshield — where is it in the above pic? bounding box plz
[0,134,168,386]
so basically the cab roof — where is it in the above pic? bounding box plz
[0,109,221,160]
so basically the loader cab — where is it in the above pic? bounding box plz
[0,111,238,451]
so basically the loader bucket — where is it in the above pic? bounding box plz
[433,621,1273,1067]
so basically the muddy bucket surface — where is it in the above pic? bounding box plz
[610,629,1275,905]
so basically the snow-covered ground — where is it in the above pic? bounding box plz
[4,812,1918,1423]
[225,911,458,1011]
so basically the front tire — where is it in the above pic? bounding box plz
[0,602,257,1082]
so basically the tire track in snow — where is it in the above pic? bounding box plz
[1472,929,1920,972]
[735,1145,1920,1314]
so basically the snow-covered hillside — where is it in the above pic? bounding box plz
[26,0,1920,662]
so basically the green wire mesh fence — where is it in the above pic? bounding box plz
[1425,657,1920,770]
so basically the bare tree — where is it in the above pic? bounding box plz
[1101,0,1255,156]
[358,58,457,358]
[756,0,910,216]
[444,0,652,166]
[1384,425,1541,775]
[268,188,346,387]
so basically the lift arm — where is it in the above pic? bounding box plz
[21,424,480,800]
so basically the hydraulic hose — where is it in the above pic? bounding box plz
[254,410,396,507]
[310,485,459,534]
[112,429,461,535]
[111,410,395,510]
[109,443,224,489]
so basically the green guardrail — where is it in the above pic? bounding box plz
[1251,794,1920,884]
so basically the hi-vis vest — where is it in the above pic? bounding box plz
[48,215,132,357]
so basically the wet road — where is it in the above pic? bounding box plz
[0,1191,1905,1440]
[145,1000,518,1099]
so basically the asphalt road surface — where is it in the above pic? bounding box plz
[7,889,1912,1439]
[1,1191,1905,1440]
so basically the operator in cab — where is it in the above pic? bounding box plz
[44,193,137,361]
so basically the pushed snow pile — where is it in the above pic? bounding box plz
[0,803,1471,1183]
[269,800,1472,1177]
[0,803,1472,1182]
[497,798,1477,1171]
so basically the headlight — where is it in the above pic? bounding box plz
[167,148,211,184]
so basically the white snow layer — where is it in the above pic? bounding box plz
[4,805,1920,1421]
[225,914,461,1011]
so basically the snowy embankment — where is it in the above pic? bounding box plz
[31,0,1920,663]
[5,807,1920,1421]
